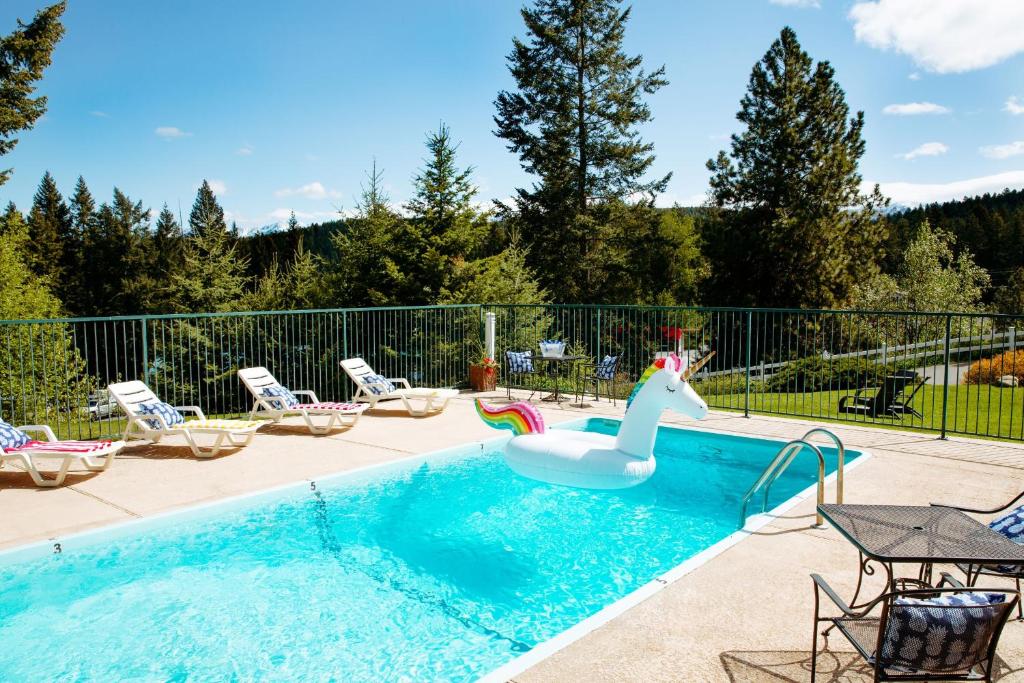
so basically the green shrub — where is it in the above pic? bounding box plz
[764,356,896,393]
[693,372,764,395]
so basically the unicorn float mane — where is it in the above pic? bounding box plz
[474,399,546,436]
[625,352,715,411]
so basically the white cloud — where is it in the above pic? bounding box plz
[899,142,948,160]
[274,181,341,200]
[207,179,227,196]
[979,141,1024,160]
[908,72,920,81]
[769,0,819,7]
[236,144,254,156]
[1005,96,1024,115]
[867,170,1024,206]
[883,102,950,115]
[90,110,109,118]
[850,0,1024,74]
[155,126,192,139]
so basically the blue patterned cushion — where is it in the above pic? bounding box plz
[361,373,396,396]
[506,350,534,374]
[0,420,30,450]
[990,505,1024,544]
[137,402,185,430]
[881,592,1006,673]
[595,355,618,380]
[262,385,299,409]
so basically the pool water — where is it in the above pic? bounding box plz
[0,419,856,681]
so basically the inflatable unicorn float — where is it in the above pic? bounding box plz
[475,352,715,489]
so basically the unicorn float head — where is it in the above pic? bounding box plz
[476,351,715,489]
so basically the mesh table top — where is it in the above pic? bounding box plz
[818,504,1024,565]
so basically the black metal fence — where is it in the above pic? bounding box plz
[1,304,1022,442]
[0,305,481,439]
[486,305,1024,441]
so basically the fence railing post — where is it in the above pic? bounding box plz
[139,315,149,383]
[940,313,952,439]
[745,309,752,418]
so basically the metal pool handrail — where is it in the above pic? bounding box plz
[738,438,825,529]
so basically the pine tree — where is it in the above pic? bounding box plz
[189,180,227,238]
[26,171,71,283]
[0,2,65,186]
[494,0,668,299]
[170,185,248,312]
[287,211,299,232]
[405,123,488,301]
[327,162,418,306]
[147,205,183,312]
[60,176,95,314]
[704,27,888,308]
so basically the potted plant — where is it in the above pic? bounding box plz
[469,356,499,392]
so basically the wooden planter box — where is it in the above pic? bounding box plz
[469,364,497,392]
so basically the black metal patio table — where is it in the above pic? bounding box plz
[818,503,1024,608]
[534,355,583,403]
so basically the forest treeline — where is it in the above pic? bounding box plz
[1,1,1022,326]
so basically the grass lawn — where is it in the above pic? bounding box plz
[711,385,1024,442]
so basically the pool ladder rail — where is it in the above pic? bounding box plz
[737,428,845,530]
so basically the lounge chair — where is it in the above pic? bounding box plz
[238,366,366,435]
[339,357,458,416]
[932,490,1024,619]
[838,370,927,419]
[812,572,1018,681]
[108,380,263,458]
[0,421,123,487]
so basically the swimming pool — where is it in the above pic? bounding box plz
[0,419,862,681]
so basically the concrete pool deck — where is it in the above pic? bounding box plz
[2,392,1023,681]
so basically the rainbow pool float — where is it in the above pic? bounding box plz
[476,352,714,489]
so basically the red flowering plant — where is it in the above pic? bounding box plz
[480,356,499,373]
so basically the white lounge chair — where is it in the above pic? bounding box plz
[0,422,124,487]
[238,366,366,435]
[339,357,458,417]
[108,380,263,458]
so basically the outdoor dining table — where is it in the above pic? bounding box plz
[533,354,583,402]
[818,503,1024,608]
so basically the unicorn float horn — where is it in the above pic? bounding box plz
[475,399,546,436]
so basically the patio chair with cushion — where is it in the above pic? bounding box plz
[238,366,366,435]
[108,380,264,458]
[503,349,538,400]
[812,572,1018,681]
[339,357,458,417]
[0,420,124,487]
[838,370,928,419]
[932,490,1024,619]
[575,353,620,406]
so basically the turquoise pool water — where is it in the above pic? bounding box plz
[0,419,856,681]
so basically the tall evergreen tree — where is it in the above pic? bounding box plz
[189,180,227,238]
[59,175,95,313]
[704,27,888,308]
[0,2,65,186]
[153,204,184,280]
[405,123,488,301]
[26,171,71,283]
[327,162,419,306]
[494,0,668,300]
[170,185,248,312]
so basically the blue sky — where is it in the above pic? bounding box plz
[1,0,1023,231]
